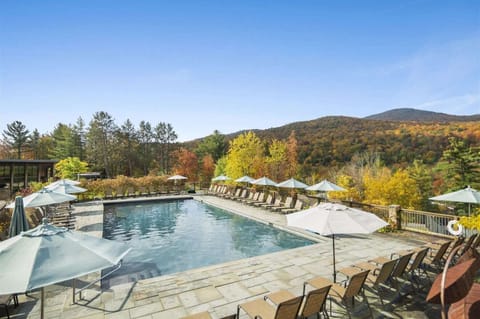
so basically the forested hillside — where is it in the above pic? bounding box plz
[211,116,480,176]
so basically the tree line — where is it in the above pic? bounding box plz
[2,114,479,213]
[1,111,178,178]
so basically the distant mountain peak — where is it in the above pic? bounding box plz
[365,108,480,122]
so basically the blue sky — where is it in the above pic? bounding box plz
[1,0,479,141]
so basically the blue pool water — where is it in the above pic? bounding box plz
[102,199,313,286]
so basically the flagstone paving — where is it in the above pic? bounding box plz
[2,194,442,319]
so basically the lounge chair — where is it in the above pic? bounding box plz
[422,240,451,273]
[272,196,293,212]
[228,188,242,200]
[244,192,261,205]
[264,284,331,319]
[369,251,414,291]
[0,294,18,319]
[405,247,430,288]
[282,200,304,214]
[471,232,480,250]
[180,311,236,319]
[248,192,265,206]
[234,189,248,201]
[237,290,303,319]
[307,269,370,317]
[256,194,274,207]
[353,258,397,305]
[458,233,477,256]
[264,197,282,210]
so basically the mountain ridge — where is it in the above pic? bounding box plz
[365,108,480,122]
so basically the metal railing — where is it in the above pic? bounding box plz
[342,200,389,220]
[400,208,455,238]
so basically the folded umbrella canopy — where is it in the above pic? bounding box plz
[8,196,29,237]
[287,202,388,282]
[430,186,480,216]
[0,219,131,318]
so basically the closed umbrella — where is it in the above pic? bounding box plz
[8,196,29,237]
[430,186,480,216]
[0,219,131,318]
[46,181,87,194]
[287,202,388,282]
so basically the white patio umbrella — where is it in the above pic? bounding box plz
[46,180,87,194]
[252,176,277,186]
[212,174,231,182]
[429,186,480,216]
[287,202,388,282]
[276,178,308,189]
[235,175,255,184]
[306,179,346,192]
[306,179,346,201]
[0,219,131,319]
[6,188,77,209]
[48,178,81,187]
[167,174,188,181]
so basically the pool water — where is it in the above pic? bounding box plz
[102,199,313,287]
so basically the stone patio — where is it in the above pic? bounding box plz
[1,195,442,319]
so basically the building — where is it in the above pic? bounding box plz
[0,159,58,199]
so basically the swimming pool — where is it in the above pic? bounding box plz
[102,199,313,287]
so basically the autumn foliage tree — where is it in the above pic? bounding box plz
[172,147,198,181]
[199,154,215,186]
[265,139,288,181]
[55,157,89,180]
[225,131,265,179]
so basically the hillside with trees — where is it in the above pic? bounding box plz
[1,109,479,213]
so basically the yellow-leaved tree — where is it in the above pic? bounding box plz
[363,167,392,205]
[329,174,362,202]
[266,139,288,181]
[382,169,421,209]
[55,157,89,180]
[225,131,264,179]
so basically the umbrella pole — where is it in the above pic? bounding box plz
[72,278,76,304]
[41,287,45,319]
[332,235,336,283]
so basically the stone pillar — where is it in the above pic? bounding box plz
[389,205,401,230]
